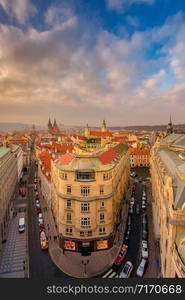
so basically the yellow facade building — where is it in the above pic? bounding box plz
[0,146,18,248]
[51,143,130,255]
[150,134,185,277]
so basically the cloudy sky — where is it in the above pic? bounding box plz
[0,0,185,126]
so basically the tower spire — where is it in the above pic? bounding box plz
[166,114,173,135]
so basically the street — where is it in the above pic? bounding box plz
[27,148,69,278]
[101,167,157,278]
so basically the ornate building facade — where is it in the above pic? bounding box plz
[51,142,130,255]
[150,134,185,277]
[0,145,19,248]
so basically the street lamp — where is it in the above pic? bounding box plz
[82,260,89,277]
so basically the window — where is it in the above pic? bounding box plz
[66,185,72,194]
[80,231,85,236]
[61,172,67,180]
[103,173,111,180]
[81,186,90,196]
[87,231,92,236]
[99,227,106,235]
[100,213,105,223]
[67,200,71,208]
[76,171,95,181]
[81,218,90,227]
[103,173,108,181]
[66,227,72,235]
[67,213,71,223]
[100,185,104,195]
[81,203,90,212]
[100,201,105,208]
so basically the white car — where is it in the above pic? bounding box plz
[119,261,133,278]
[136,259,147,277]
[142,201,146,209]
[130,197,135,205]
[142,240,148,258]
[142,196,146,201]
[38,213,44,225]
[129,204,134,214]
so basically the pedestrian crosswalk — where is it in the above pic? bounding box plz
[102,268,119,278]
[0,213,27,277]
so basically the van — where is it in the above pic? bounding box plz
[18,217,25,233]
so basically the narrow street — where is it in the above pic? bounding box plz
[101,167,157,278]
[27,150,69,278]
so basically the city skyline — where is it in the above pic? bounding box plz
[0,0,185,126]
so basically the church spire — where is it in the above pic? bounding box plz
[48,117,53,130]
[166,114,173,135]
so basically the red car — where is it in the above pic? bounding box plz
[132,184,137,191]
[39,225,45,232]
[114,244,128,266]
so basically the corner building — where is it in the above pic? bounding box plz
[51,143,130,254]
[150,134,185,277]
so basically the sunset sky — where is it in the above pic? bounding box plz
[0,0,185,126]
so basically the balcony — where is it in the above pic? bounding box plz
[173,244,185,277]
[75,170,95,182]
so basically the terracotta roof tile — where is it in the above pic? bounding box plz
[58,153,74,164]
[128,148,149,155]
[90,131,112,137]
[98,148,118,164]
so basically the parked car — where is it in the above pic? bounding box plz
[132,184,137,191]
[136,204,140,215]
[125,228,131,241]
[142,214,148,224]
[40,231,48,250]
[119,261,133,278]
[128,215,132,226]
[130,197,135,205]
[36,207,41,214]
[142,201,146,209]
[129,204,134,215]
[130,172,137,177]
[34,184,37,191]
[131,191,135,197]
[142,226,148,240]
[35,199,40,206]
[139,177,142,182]
[114,244,128,266]
[142,196,146,201]
[142,240,148,259]
[38,213,44,225]
[18,217,25,233]
[136,259,148,277]
[39,225,45,232]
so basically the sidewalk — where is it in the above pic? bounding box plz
[0,213,26,278]
[39,187,130,278]
[144,180,160,278]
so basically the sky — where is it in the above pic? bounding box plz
[0,0,185,126]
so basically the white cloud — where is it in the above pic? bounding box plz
[143,69,166,90]
[0,9,185,125]
[0,0,37,24]
[45,3,74,28]
[106,0,155,12]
